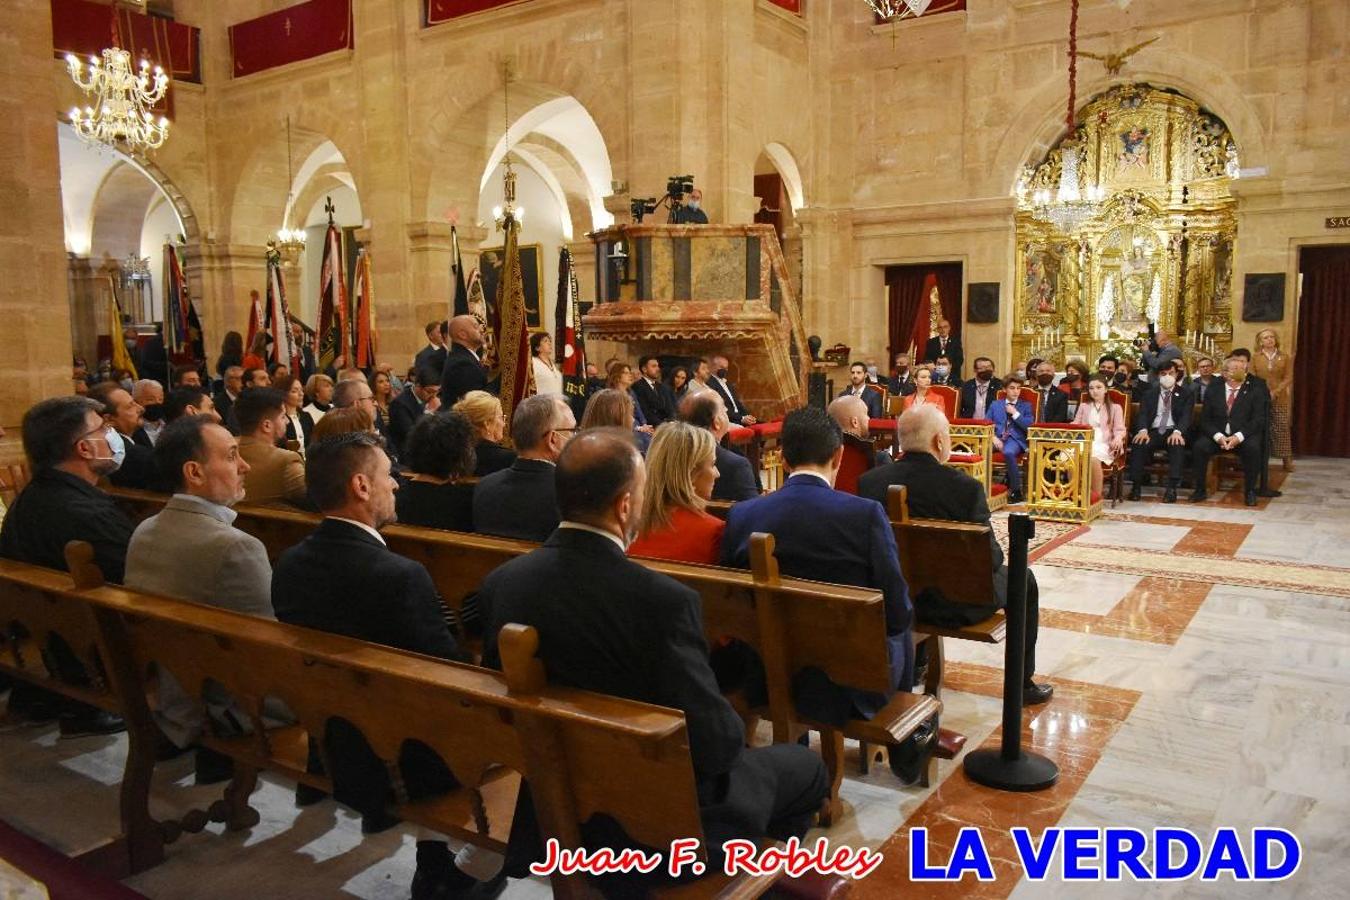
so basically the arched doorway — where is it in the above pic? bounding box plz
[753,143,806,313]
[1012,83,1239,369]
[59,122,194,367]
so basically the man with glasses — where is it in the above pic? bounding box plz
[473,394,575,541]
[0,396,133,736]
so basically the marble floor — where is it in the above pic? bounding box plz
[1,457,1348,898]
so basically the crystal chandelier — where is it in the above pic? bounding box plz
[864,0,932,19]
[1026,0,1105,232]
[273,117,306,255]
[66,48,170,152]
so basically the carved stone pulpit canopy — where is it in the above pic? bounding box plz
[1013,83,1239,368]
[585,223,812,420]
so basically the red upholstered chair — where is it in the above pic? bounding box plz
[927,385,958,422]
[835,440,875,495]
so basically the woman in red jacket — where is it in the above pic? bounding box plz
[628,421,724,564]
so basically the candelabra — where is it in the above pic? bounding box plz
[66,48,170,152]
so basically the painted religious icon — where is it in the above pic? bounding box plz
[1024,249,1058,314]
[1119,126,1150,169]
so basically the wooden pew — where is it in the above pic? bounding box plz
[3,545,783,899]
[106,489,939,821]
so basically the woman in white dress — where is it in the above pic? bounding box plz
[530,333,563,396]
[1071,375,1125,497]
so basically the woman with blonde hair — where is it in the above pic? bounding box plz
[453,389,516,476]
[902,365,950,416]
[303,373,334,421]
[1252,328,1294,471]
[628,421,723,565]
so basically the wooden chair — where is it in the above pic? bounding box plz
[10,544,785,899]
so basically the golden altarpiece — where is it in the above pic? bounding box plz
[1013,84,1239,366]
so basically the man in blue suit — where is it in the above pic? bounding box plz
[721,406,933,783]
[988,373,1034,503]
[837,362,884,419]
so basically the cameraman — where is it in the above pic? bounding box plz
[1140,326,1182,376]
[673,187,709,225]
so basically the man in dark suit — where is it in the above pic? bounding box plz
[88,382,161,491]
[858,405,1051,705]
[413,320,448,379]
[923,319,963,379]
[678,391,759,501]
[631,355,676,427]
[888,352,917,397]
[1229,347,1282,498]
[1128,361,1192,503]
[480,430,826,878]
[707,355,757,426]
[474,394,574,541]
[1190,356,1219,405]
[438,314,489,404]
[958,357,1003,420]
[1029,361,1071,423]
[721,407,931,783]
[387,366,442,457]
[290,322,317,382]
[930,355,960,389]
[213,366,243,433]
[837,362,884,419]
[1190,357,1263,506]
[271,432,499,898]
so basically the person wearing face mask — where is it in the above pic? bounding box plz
[481,430,827,887]
[930,354,960,388]
[860,405,1052,707]
[131,378,166,447]
[0,397,136,736]
[673,187,709,225]
[706,355,756,426]
[1127,362,1192,503]
[1072,376,1126,498]
[473,394,576,541]
[923,319,964,380]
[888,352,917,397]
[88,381,162,490]
[1031,361,1071,423]
[1191,356,1263,506]
[958,357,1003,419]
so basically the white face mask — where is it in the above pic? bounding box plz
[1159,374,1176,389]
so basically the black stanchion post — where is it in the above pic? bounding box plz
[963,512,1059,792]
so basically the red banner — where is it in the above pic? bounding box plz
[425,0,527,27]
[51,0,200,84]
[229,0,353,79]
[767,0,802,14]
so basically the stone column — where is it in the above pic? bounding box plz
[66,255,102,366]
[0,0,75,459]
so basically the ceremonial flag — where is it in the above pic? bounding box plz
[316,222,349,371]
[554,247,587,404]
[450,225,469,317]
[160,242,204,369]
[265,247,301,372]
[466,269,497,384]
[245,290,264,354]
[106,276,138,380]
[495,215,535,426]
[351,249,377,369]
[909,271,939,358]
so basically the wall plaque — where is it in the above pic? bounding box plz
[1327,216,1350,228]
[1242,273,1285,323]
[967,282,1000,324]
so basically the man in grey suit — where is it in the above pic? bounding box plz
[125,414,274,759]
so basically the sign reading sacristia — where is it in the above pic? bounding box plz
[1327,216,1350,228]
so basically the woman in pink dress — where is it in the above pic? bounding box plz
[1072,376,1125,496]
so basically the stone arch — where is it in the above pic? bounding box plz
[992,58,1271,194]
[415,67,623,229]
[89,163,163,258]
[226,120,364,246]
[760,142,806,211]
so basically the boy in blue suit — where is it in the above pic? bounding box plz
[721,406,934,783]
[988,373,1034,503]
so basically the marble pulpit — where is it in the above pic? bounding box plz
[584,223,811,420]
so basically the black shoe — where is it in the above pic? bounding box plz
[1257,488,1282,498]
[1189,488,1208,502]
[5,688,62,723]
[58,709,125,738]
[294,783,328,807]
[1128,484,1142,501]
[1023,681,1054,706]
[193,747,235,785]
[887,716,937,785]
[1162,486,1177,504]
[361,808,400,834]
[1245,491,1258,507]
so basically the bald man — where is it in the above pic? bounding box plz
[438,314,489,403]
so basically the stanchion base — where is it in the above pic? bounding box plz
[963,748,1059,792]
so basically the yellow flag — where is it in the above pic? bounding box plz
[107,276,138,380]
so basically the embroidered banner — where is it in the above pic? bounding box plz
[229,0,353,79]
[874,0,965,23]
[51,0,200,84]
[425,0,527,27]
